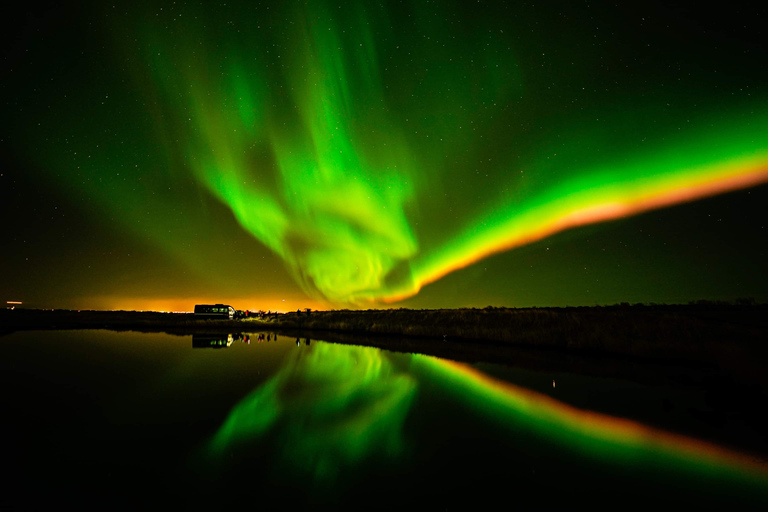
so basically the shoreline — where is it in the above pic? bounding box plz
[3,304,767,373]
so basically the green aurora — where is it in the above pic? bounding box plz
[2,0,767,309]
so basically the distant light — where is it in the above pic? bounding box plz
[7,301,22,305]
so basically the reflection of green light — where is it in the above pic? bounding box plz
[208,343,417,480]
[210,342,768,498]
[412,356,768,495]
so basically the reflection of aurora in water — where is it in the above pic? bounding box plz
[413,357,768,484]
[208,343,417,480]
[210,343,768,495]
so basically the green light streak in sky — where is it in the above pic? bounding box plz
[208,343,417,480]
[137,1,419,303]
[129,0,768,304]
[13,0,768,306]
[410,123,768,300]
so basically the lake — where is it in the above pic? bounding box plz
[2,329,767,509]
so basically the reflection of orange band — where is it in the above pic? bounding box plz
[430,356,768,477]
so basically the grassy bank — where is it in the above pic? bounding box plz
[4,304,768,393]
[0,309,245,333]
[268,304,768,394]
[268,305,768,359]
[4,304,767,360]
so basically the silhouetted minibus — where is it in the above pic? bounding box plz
[194,304,235,319]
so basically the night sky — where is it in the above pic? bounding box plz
[2,1,767,312]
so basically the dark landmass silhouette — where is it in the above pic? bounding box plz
[3,302,767,373]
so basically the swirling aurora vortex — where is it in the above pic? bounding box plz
[67,1,768,305]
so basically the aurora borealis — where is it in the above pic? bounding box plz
[2,0,767,310]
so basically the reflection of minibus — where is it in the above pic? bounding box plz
[192,334,233,348]
[194,304,235,319]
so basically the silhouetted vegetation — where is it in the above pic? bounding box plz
[0,309,244,334]
[3,303,767,373]
[266,303,767,358]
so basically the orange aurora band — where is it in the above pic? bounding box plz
[420,355,768,478]
[377,153,768,304]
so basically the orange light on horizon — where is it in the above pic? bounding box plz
[75,295,327,314]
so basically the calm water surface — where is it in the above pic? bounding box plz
[2,330,767,509]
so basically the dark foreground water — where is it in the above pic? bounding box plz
[2,330,767,509]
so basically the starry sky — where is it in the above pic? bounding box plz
[2,0,767,312]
